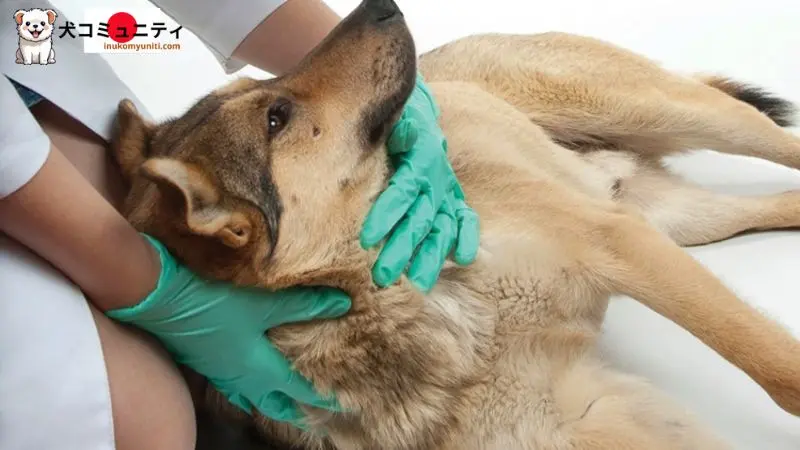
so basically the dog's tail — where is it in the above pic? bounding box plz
[696,75,797,127]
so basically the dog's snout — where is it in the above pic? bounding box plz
[365,0,401,22]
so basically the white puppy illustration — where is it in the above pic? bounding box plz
[14,8,57,65]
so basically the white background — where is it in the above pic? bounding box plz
[52,0,800,448]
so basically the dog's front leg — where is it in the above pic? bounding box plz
[20,46,33,65]
[600,212,800,416]
[39,41,52,65]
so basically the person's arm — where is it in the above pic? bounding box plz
[0,76,158,311]
[150,0,340,76]
[0,146,160,312]
[231,0,341,75]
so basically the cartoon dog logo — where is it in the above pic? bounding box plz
[14,8,57,65]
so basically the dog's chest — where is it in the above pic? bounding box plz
[19,37,50,52]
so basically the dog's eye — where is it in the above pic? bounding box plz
[40,21,45,26]
[267,99,292,137]
[25,21,30,26]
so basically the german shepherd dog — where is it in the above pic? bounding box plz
[111,0,800,448]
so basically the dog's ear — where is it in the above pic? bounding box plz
[112,99,155,182]
[45,9,56,25]
[140,158,254,249]
[14,10,25,25]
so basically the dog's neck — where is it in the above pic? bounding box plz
[272,236,425,315]
[267,170,425,311]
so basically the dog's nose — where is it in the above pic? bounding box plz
[32,24,39,28]
[365,0,401,22]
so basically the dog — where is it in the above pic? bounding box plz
[110,0,800,448]
[14,8,56,65]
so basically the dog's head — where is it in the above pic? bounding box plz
[113,0,416,288]
[14,8,56,42]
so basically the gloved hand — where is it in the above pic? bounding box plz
[360,73,480,292]
[106,234,351,427]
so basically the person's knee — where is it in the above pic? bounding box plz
[90,306,197,450]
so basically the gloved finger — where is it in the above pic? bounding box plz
[407,200,456,292]
[360,165,421,249]
[218,390,253,416]
[218,389,309,431]
[256,391,308,428]
[452,199,480,266]
[262,286,352,329]
[386,118,419,156]
[246,342,341,411]
[371,193,436,288]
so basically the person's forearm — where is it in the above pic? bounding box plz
[0,147,160,311]
[232,0,341,75]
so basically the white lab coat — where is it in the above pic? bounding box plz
[0,1,285,448]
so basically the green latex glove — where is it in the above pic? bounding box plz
[360,74,480,292]
[106,234,351,428]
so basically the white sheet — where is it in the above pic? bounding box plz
[52,0,800,447]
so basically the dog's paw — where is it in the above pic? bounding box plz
[761,346,800,416]
[768,385,800,417]
[119,98,139,115]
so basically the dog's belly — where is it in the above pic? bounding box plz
[438,312,598,450]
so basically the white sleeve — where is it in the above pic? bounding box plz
[149,0,288,74]
[0,77,51,199]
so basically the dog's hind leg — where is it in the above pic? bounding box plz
[594,210,800,417]
[642,79,800,170]
[586,151,800,246]
[506,71,800,170]
[421,33,800,168]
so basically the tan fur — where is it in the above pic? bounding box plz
[110,1,800,449]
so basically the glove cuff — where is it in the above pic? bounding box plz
[105,233,179,322]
